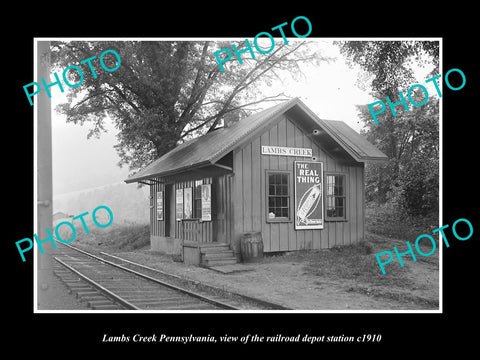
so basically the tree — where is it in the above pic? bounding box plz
[52,40,326,173]
[336,40,439,216]
[336,40,439,97]
[358,99,439,215]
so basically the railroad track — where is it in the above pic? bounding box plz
[52,244,239,310]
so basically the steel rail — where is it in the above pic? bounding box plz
[58,243,238,310]
[99,251,293,310]
[53,256,140,310]
[100,251,188,283]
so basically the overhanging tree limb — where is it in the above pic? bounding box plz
[52,40,322,172]
[206,42,307,132]
[180,93,289,139]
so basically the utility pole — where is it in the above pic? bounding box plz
[36,40,52,298]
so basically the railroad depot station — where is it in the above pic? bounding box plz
[125,98,387,267]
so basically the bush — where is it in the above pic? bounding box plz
[365,201,438,240]
[395,156,439,217]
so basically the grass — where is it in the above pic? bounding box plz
[56,220,150,251]
[302,240,413,288]
[259,201,439,291]
[299,236,439,308]
[57,207,438,307]
[114,224,150,250]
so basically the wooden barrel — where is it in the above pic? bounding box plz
[240,232,264,263]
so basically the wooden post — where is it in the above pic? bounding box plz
[36,40,53,290]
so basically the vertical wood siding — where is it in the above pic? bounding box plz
[150,176,230,244]
[232,115,365,252]
[150,179,165,237]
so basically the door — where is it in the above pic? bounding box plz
[214,176,227,243]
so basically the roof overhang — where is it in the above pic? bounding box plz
[124,98,387,184]
[125,161,233,185]
[124,160,211,184]
[285,102,388,163]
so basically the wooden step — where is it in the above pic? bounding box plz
[202,258,238,267]
[199,243,230,248]
[200,244,231,254]
[202,251,235,259]
[198,243,238,267]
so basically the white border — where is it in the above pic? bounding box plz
[33,37,443,314]
[33,39,39,313]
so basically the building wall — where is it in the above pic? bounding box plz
[231,114,365,254]
[151,235,182,255]
[149,179,165,239]
[150,176,231,254]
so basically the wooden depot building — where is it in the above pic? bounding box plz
[125,98,387,267]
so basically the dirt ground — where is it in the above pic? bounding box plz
[37,230,439,311]
[92,233,439,311]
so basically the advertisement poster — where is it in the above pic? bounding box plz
[176,188,184,220]
[201,184,211,221]
[294,161,324,230]
[184,187,192,219]
[156,191,163,221]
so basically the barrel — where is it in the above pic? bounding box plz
[240,232,264,263]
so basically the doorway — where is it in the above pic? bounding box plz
[213,176,230,243]
[164,184,176,237]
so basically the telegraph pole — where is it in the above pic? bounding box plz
[36,40,52,295]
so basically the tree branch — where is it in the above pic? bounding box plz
[70,88,113,112]
[107,82,142,114]
[180,93,290,139]
[204,42,306,131]
[237,42,306,93]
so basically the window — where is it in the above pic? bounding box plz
[325,174,346,220]
[267,171,291,221]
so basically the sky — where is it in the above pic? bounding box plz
[50,38,435,196]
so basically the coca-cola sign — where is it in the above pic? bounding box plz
[294,161,324,230]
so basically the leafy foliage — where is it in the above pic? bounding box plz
[52,40,326,173]
[336,40,439,217]
[337,40,439,98]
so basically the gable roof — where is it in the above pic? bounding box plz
[319,120,388,161]
[125,98,387,183]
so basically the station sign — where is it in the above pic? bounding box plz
[261,145,312,157]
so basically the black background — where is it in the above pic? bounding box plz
[6,4,477,354]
